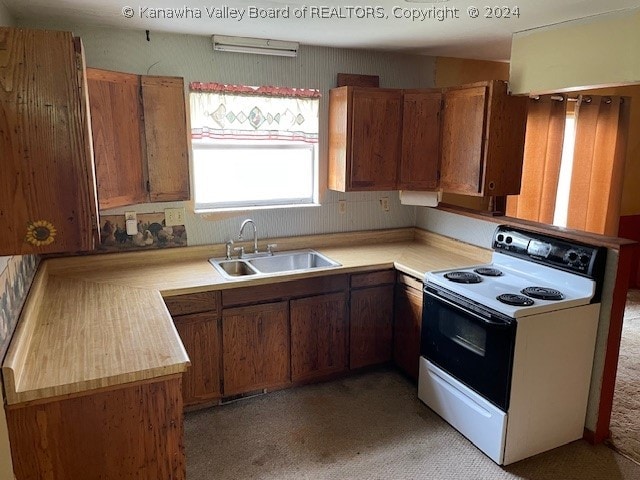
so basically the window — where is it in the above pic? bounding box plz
[552,113,576,227]
[189,83,320,212]
[506,94,629,236]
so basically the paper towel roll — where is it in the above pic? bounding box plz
[399,190,441,207]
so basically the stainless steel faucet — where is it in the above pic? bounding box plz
[238,219,258,254]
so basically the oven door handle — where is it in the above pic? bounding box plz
[424,289,512,328]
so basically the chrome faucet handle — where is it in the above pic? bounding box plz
[267,244,277,256]
[225,239,234,260]
[233,246,245,259]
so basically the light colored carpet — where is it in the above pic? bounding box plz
[609,289,640,465]
[185,369,640,479]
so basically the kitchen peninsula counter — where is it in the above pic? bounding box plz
[2,227,491,405]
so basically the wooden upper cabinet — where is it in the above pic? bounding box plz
[439,84,487,194]
[439,80,528,196]
[142,76,190,203]
[399,90,441,190]
[86,69,147,209]
[0,28,99,255]
[328,87,402,191]
[328,87,442,193]
[86,69,190,210]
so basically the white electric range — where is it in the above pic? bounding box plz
[418,225,606,465]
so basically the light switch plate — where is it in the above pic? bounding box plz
[380,197,390,212]
[165,208,185,226]
[338,200,347,214]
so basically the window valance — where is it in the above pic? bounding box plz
[190,82,321,99]
[189,83,320,143]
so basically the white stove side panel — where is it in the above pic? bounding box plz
[504,303,601,465]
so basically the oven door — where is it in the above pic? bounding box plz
[421,284,517,411]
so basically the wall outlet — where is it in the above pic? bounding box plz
[338,200,347,214]
[380,197,390,212]
[165,207,185,226]
[124,211,138,235]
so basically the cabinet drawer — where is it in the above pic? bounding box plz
[396,272,423,292]
[164,291,220,316]
[222,274,348,307]
[350,270,395,289]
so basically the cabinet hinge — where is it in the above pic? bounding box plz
[436,170,441,181]
[138,83,145,112]
[75,54,82,71]
[146,180,151,193]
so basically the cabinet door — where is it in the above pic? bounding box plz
[7,377,185,480]
[174,312,222,406]
[0,28,99,255]
[290,292,348,382]
[222,302,290,396]
[439,85,488,195]
[393,281,423,380]
[399,91,441,190]
[482,84,528,196]
[142,76,190,202]
[87,69,147,210]
[350,285,394,369]
[349,89,402,190]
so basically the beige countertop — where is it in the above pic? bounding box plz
[2,228,491,406]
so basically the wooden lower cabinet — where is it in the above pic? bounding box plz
[350,284,394,369]
[174,312,222,406]
[393,275,424,380]
[6,376,185,480]
[222,301,291,396]
[290,292,349,382]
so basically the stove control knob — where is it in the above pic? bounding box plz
[505,236,513,244]
[566,250,579,263]
[497,234,504,243]
[580,254,591,265]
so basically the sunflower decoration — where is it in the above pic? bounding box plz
[25,220,57,247]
